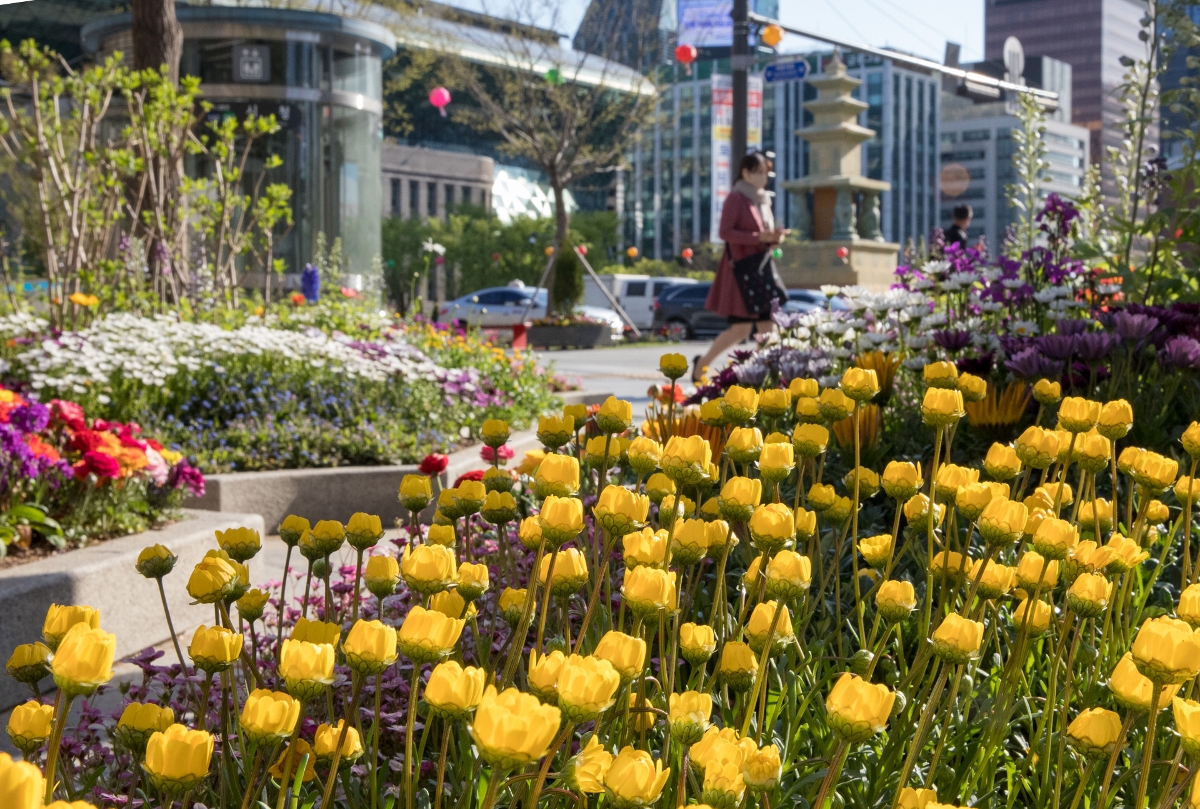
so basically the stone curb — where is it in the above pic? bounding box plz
[186,390,612,532]
[0,509,265,712]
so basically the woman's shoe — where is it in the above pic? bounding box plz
[691,355,705,385]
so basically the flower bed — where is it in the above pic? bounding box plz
[0,384,202,561]
[0,301,560,474]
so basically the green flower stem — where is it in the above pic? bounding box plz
[319,674,365,809]
[1097,712,1136,808]
[219,601,262,689]
[198,674,213,732]
[301,558,315,620]
[42,691,74,803]
[499,537,548,688]
[352,548,365,623]
[812,740,849,809]
[323,554,335,621]
[925,663,966,778]
[480,766,506,809]
[892,661,948,805]
[1135,683,1163,809]
[921,426,945,642]
[849,402,866,644]
[534,545,562,654]
[1067,759,1097,809]
[277,544,294,657]
[526,720,575,809]
[274,700,307,809]
[740,597,788,739]
[371,675,383,809]
[404,664,422,809]
[573,531,619,653]
[433,718,452,809]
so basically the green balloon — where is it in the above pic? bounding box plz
[545,68,564,85]
[772,247,783,259]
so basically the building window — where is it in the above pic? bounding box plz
[962,129,991,141]
[427,182,438,218]
[462,186,472,205]
[390,177,401,217]
[409,180,419,219]
[445,184,455,209]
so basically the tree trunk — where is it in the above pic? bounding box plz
[132,0,183,81]
[549,180,569,315]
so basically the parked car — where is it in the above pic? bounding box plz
[438,287,624,339]
[651,284,848,340]
[583,274,699,329]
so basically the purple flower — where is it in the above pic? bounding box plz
[734,359,769,388]
[1039,334,1079,361]
[300,263,321,302]
[1056,319,1091,336]
[933,329,972,353]
[169,462,206,498]
[9,401,50,434]
[1114,311,1160,342]
[1006,348,1062,380]
[1075,332,1120,363]
[1162,335,1200,370]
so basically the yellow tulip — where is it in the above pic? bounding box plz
[1058,396,1101,432]
[623,527,668,568]
[535,453,581,497]
[314,720,363,762]
[596,396,634,433]
[622,566,677,616]
[566,736,614,793]
[539,495,585,544]
[240,690,300,743]
[668,690,712,744]
[470,686,562,768]
[876,580,917,623]
[425,661,487,718]
[538,547,590,596]
[596,485,650,536]
[1109,652,1180,712]
[679,623,717,665]
[841,367,879,401]
[1033,378,1062,405]
[1066,707,1123,757]
[42,604,100,651]
[144,724,214,792]
[51,623,115,696]
[343,619,398,675]
[603,746,671,807]
[923,360,958,388]
[398,606,464,664]
[825,673,895,742]
[557,655,621,721]
[881,460,922,500]
[189,625,242,674]
[931,614,984,664]
[1132,615,1200,683]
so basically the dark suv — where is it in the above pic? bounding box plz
[651,283,845,339]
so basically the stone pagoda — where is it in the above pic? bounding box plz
[779,52,899,290]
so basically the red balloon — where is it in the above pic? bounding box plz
[429,87,451,117]
[836,246,850,259]
[576,245,588,255]
[681,247,694,260]
[675,44,698,65]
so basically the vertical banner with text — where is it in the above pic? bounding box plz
[710,74,762,243]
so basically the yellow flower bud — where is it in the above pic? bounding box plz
[240,690,300,743]
[897,787,940,809]
[6,700,54,754]
[1096,399,1134,440]
[759,388,792,418]
[1078,498,1115,534]
[748,503,795,552]
[742,743,782,792]
[765,550,812,599]
[1012,597,1052,635]
[700,398,728,427]
[856,530,895,573]
[279,514,311,547]
[596,485,650,537]
[144,725,214,794]
[398,605,464,664]
[970,559,1016,600]
[481,418,510,448]
[538,547,590,596]
[718,476,762,521]
[343,619,398,675]
[923,360,958,388]
[1033,516,1079,560]
[565,736,614,794]
[527,650,566,703]
[721,385,761,423]
[401,543,458,595]
[364,554,400,599]
[1015,426,1059,470]
[425,661,487,719]
[758,442,795,482]
[604,746,671,807]
[881,460,922,500]
[596,396,634,433]
[516,448,547,476]
[671,519,710,565]
[978,497,1028,547]
[1067,572,1113,618]
[746,600,793,655]
[314,720,363,763]
[876,580,917,623]
[645,472,676,505]
[535,453,581,497]
[557,654,622,721]
[1183,422,1200,459]
[186,556,238,605]
[903,494,945,531]
[678,623,716,666]
[623,527,668,568]
[279,639,336,700]
[399,474,433,512]
[702,756,746,807]
[1109,652,1180,712]
[1066,707,1123,757]
[825,673,896,742]
[955,482,994,521]
[1175,697,1200,758]
[135,543,177,579]
[216,526,261,562]
[957,372,987,403]
[51,623,115,696]
[6,643,51,686]
[921,387,965,426]
[843,466,879,497]
[1058,396,1101,432]
[42,604,101,651]
[818,388,855,422]
[627,437,663,476]
[189,624,242,674]
[934,463,979,502]
[0,751,44,808]
[841,367,880,402]
[788,377,819,399]
[983,443,1021,481]
[1132,615,1200,683]
[1016,550,1059,591]
[622,566,677,616]
[931,613,984,664]
[308,520,346,556]
[717,641,758,691]
[1033,378,1062,405]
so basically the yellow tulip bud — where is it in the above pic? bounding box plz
[604,745,671,807]
[818,388,854,422]
[881,460,922,500]
[1033,378,1062,405]
[931,614,984,664]
[923,360,958,388]
[1109,652,1180,712]
[189,624,243,674]
[240,690,300,744]
[425,661,487,719]
[623,527,668,568]
[596,485,650,536]
[51,623,115,696]
[314,720,363,763]
[42,604,100,651]
[144,724,214,794]
[825,673,895,742]
[398,605,465,664]
[471,686,562,768]
[1066,707,1123,758]
[876,580,917,623]
[279,639,336,700]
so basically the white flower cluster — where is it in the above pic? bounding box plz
[10,313,444,396]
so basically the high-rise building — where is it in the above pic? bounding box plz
[573,0,675,71]
[984,0,1152,202]
[619,50,941,259]
[939,53,1090,252]
[1160,4,1200,167]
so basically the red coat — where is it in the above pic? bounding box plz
[705,187,767,319]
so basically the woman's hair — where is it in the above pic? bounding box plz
[738,152,772,180]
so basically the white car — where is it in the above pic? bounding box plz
[438,287,624,339]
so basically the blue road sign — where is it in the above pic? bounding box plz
[764,60,809,83]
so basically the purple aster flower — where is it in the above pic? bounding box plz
[957,353,995,376]
[1113,311,1160,342]
[1006,348,1062,380]
[1056,319,1091,336]
[1075,332,1120,363]
[1162,335,1200,370]
[735,359,769,388]
[169,462,206,498]
[934,329,972,353]
[1039,334,1079,361]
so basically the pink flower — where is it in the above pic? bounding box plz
[480,445,515,465]
[73,450,121,481]
[144,447,169,486]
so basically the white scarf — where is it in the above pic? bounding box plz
[733,179,775,231]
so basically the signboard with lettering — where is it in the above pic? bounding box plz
[233,44,270,83]
[710,74,763,243]
[764,59,809,83]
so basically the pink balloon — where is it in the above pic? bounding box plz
[429,87,451,111]
[836,246,850,259]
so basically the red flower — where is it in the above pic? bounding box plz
[73,450,121,480]
[340,287,359,298]
[291,293,306,305]
[50,399,87,431]
[70,430,107,453]
[480,445,515,464]
[453,469,486,487]
[419,453,449,476]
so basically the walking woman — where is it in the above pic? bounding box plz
[692,152,789,384]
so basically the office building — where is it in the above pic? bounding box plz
[984,0,1153,203]
[1161,4,1200,167]
[381,143,494,221]
[939,53,1089,251]
[620,50,940,260]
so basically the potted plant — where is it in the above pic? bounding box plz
[525,245,611,349]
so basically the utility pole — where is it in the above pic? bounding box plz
[731,0,749,165]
